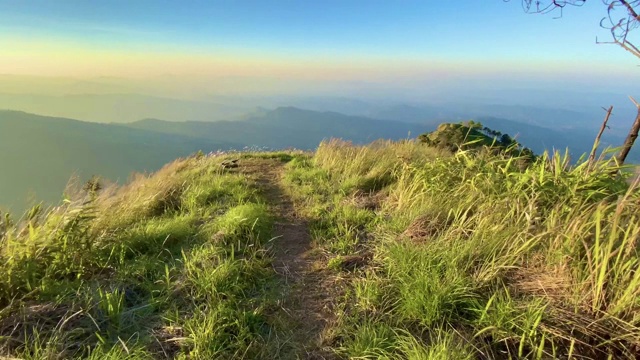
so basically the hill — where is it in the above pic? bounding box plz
[125,106,429,150]
[0,141,638,359]
[0,93,248,123]
[373,104,640,162]
[0,108,428,213]
[0,111,240,213]
[417,121,535,160]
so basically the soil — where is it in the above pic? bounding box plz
[239,159,339,360]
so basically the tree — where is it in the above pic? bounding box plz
[500,133,515,147]
[507,0,640,166]
[507,1,640,59]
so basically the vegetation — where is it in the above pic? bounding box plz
[418,121,535,161]
[1,129,639,359]
[283,138,640,359]
[0,108,427,215]
[0,154,286,359]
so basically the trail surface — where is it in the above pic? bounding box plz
[239,159,337,359]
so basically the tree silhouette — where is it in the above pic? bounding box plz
[506,0,640,59]
[507,0,640,166]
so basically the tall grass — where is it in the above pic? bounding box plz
[0,153,281,359]
[286,138,640,358]
[3,138,638,358]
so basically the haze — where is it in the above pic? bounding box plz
[1,0,640,212]
[1,1,637,95]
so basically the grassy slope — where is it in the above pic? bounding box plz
[0,153,292,359]
[1,138,640,359]
[282,139,640,359]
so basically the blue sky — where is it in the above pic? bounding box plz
[0,1,636,80]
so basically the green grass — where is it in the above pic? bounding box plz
[0,154,284,359]
[2,138,640,359]
[283,138,640,359]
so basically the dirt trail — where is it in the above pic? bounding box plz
[239,159,337,360]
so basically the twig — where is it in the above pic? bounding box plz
[589,105,614,169]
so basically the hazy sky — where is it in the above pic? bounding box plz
[0,0,633,71]
[0,1,638,88]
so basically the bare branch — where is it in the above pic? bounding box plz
[506,0,640,60]
[616,98,640,165]
[588,105,614,169]
[619,0,640,19]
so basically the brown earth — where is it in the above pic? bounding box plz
[238,158,339,360]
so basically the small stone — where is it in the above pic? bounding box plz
[220,159,239,169]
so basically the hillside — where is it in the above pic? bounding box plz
[125,106,430,150]
[0,111,241,213]
[0,108,429,213]
[0,140,638,359]
[0,93,248,123]
[417,122,535,162]
[374,104,640,162]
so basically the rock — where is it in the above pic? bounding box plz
[220,159,239,169]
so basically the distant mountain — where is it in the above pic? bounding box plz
[372,103,602,131]
[476,116,639,162]
[371,104,639,162]
[125,107,430,150]
[0,93,250,123]
[1,107,429,213]
[3,106,636,214]
[271,96,381,116]
[0,111,240,214]
[476,117,593,155]
[458,104,602,131]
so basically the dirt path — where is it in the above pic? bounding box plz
[239,159,337,359]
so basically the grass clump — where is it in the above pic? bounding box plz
[208,203,273,244]
[284,138,640,359]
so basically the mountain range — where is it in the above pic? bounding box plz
[0,93,249,123]
[0,108,427,214]
[2,104,638,214]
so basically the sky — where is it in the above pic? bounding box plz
[0,1,638,90]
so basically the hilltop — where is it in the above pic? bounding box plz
[0,134,639,359]
[3,102,639,215]
[0,108,428,213]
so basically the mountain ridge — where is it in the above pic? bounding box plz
[0,110,241,213]
[0,107,428,213]
[3,106,638,214]
[125,106,430,150]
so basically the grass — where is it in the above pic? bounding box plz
[283,138,640,359]
[0,153,284,359]
[2,137,640,359]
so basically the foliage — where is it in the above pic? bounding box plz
[418,121,536,161]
